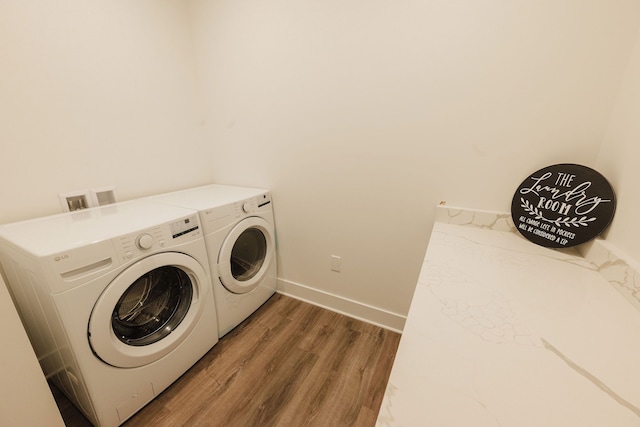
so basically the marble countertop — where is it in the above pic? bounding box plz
[376,208,640,426]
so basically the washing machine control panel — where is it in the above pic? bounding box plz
[115,215,200,262]
[169,215,199,238]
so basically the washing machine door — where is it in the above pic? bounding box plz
[218,216,275,294]
[89,252,208,368]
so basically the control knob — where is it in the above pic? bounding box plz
[136,233,154,250]
[242,202,252,213]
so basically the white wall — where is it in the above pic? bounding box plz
[0,0,213,224]
[190,0,640,322]
[596,25,640,262]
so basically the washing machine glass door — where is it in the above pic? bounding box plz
[89,252,208,368]
[218,217,275,294]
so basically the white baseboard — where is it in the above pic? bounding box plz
[276,278,406,333]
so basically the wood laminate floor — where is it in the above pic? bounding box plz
[52,293,401,427]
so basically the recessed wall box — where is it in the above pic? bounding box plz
[59,190,93,212]
[91,186,116,206]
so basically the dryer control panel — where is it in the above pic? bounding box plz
[234,193,271,217]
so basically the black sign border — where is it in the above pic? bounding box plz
[511,163,616,248]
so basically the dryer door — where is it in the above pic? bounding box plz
[89,252,208,368]
[218,217,275,294]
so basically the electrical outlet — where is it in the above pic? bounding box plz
[330,255,341,272]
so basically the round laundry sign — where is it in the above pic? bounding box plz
[511,163,616,248]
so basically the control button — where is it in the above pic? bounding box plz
[136,233,154,250]
[242,202,252,213]
[125,252,134,259]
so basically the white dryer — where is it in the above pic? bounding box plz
[0,200,219,427]
[149,184,277,337]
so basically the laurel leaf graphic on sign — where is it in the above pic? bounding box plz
[520,198,596,228]
[552,216,596,227]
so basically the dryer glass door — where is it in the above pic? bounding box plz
[218,217,275,294]
[231,228,267,282]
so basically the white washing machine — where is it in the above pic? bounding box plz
[0,200,219,427]
[149,184,277,337]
